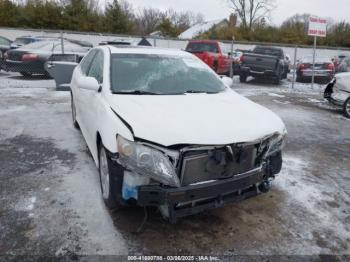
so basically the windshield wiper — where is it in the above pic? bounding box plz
[112,90,161,95]
[183,90,219,94]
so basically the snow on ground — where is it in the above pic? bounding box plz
[0,70,349,257]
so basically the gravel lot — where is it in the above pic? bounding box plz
[0,71,349,260]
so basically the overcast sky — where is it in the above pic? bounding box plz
[126,0,350,25]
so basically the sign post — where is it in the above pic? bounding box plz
[230,35,235,78]
[308,16,327,88]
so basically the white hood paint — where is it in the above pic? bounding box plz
[108,89,286,147]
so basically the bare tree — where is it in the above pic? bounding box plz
[166,9,205,30]
[227,0,275,30]
[135,7,164,35]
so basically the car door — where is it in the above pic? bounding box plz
[73,49,97,134]
[219,42,231,73]
[80,49,104,146]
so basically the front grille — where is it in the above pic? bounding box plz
[179,143,262,186]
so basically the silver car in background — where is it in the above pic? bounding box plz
[324,72,350,118]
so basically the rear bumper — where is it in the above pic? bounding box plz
[240,66,278,78]
[2,60,46,74]
[138,167,264,223]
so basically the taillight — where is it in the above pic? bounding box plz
[22,53,38,61]
[299,63,311,70]
[326,63,334,71]
[240,56,245,62]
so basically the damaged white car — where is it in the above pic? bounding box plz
[324,72,350,118]
[70,45,287,223]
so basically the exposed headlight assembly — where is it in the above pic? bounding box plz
[117,135,181,188]
[266,129,287,156]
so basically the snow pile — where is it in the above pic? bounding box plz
[178,19,225,39]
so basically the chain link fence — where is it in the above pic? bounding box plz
[1,27,350,84]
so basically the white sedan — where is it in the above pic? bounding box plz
[325,72,350,118]
[70,45,287,223]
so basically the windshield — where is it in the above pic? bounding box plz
[111,54,226,95]
[14,38,34,45]
[186,43,218,53]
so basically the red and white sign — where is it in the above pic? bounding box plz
[308,16,327,37]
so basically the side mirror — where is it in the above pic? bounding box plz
[77,76,100,91]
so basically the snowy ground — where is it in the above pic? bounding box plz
[0,71,349,259]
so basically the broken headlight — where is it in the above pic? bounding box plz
[117,135,181,188]
[266,130,287,156]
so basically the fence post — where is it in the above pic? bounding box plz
[311,36,317,89]
[292,45,298,89]
[230,36,235,78]
[60,31,64,54]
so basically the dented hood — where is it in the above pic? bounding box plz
[108,89,286,147]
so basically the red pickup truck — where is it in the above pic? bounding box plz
[185,40,233,76]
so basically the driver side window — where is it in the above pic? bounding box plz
[80,50,97,75]
[87,51,104,84]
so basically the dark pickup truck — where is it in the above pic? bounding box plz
[239,46,290,84]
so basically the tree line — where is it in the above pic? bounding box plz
[0,0,204,37]
[199,13,350,48]
[0,0,350,47]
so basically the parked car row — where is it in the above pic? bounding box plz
[0,35,93,76]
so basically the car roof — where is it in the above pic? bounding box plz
[188,40,220,44]
[108,45,193,58]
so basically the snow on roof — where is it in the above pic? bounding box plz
[108,45,193,57]
[178,19,225,39]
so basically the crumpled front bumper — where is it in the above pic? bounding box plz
[137,167,264,223]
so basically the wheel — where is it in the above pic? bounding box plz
[70,94,80,129]
[273,77,280,85]
[44,71,52,79]
[273,68,282,85]
[213,61,218,73]
[239,74,247,83]
[343,97,350,118]
[282,71,288,79]
[98,144,123,209]
[20,71,32,77]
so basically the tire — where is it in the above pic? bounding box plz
[44,71,52,79]
[343,97,350,118]
[213,61,218,74]
[20,71,32,77]
[273,77,281,85]
[98,144,123,209]
[70,94,80,129]
[273,68,282,85]
[282,71,288,79]
[239,74,247,83]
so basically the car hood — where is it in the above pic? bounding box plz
[108,89,286,147]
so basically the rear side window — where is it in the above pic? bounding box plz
[80,49,97,75]
[87,50,104,84]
